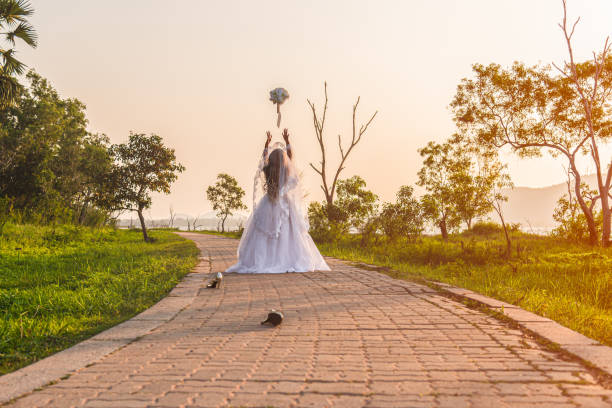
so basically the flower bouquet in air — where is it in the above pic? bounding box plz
[269,87,289,127]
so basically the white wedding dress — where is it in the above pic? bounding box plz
[226,142,330,274]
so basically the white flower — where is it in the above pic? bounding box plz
[269,87,289,105]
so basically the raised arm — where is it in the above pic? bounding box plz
[263,131,272,157]
[282,128,292,159]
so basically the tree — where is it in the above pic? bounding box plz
[450,140,504,230]
[106,132,185,242]
[0,0,37,107]
[553,0,611,246]
[206,173,246,233]
[307,82,377,217]
[552,170,601,242]
[186,213,202,231]
[487,172,514,254]
[308,201,334,242]
[451,1,611,246]
[0,71,113,224]
[335,176,378,233]
[308,176,378,242]
[417,141,469,240]
[168,205,176,228]
[71,133,114,225]
[379,185,423,242]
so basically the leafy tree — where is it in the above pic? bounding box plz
[0,0,37,107]
[417,141,468,240]
[335,175,378,232]
[418,135,512,242]
[308,176,378,242]
[106,132,185,242]
[206,173,246,233]
[451,2,611,246]
[0,71,113,223]
[452,140,508,230]
[307,201,338,243]
[553,178,601,243]
[379,185,423,242]
[73,133,114,225]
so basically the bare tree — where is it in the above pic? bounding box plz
[186,213,202,231]
[552,0,612,246]
[193,214,203,231]
[186,215,193,231]
[168,205,176,228]
[307,82,378,208]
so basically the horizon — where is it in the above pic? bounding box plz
[22,0,612,217]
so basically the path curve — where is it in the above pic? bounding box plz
[3,233,612,407]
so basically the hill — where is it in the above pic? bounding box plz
[500,174,598,229]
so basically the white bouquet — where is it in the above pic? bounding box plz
[269,87,289,127]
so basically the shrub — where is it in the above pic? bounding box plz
[379,186,423,242]
[308,176,378,243]
[0,196,13,235]
[469,221,503,235]
[553,194,602,243]
[308,202,346,243]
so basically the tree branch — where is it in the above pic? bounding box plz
[309,162,323,176]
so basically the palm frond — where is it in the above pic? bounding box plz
[5,21,36,47]
[0,0,34,25]
[0,71,20,107]
[1,48,24,75]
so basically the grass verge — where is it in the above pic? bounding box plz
[0,224,198,375]
[192,229,243,239]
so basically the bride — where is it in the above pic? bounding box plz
[226,129,330,274]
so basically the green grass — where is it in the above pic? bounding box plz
[0,224,198,375]
[317,231,612,347]
[193,229,243,239]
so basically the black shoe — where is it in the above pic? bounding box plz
[261,310,283,326]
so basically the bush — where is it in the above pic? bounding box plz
[469,221,503,235]
[378,186,423,241]
[74,206,111,228]
[552,194,602,243]
[0,196,13,235]
[308,202,347,243]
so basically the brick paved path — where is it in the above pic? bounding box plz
[6,233,612,408]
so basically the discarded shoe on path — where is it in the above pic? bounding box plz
[206,272,223,289]
[261,310,283,326]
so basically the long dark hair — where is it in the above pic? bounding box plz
[263,148,283,200]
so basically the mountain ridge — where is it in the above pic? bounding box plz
[499,174,598,228]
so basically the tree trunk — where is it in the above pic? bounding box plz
[570,163,599,246]
[600,191,610,247]
[439,217,448,241]
[137,209,150,242]
[78,202,88,225]
[221,214,227,233]
[492,201,511,255]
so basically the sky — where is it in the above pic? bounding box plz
[21,0,612,218]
